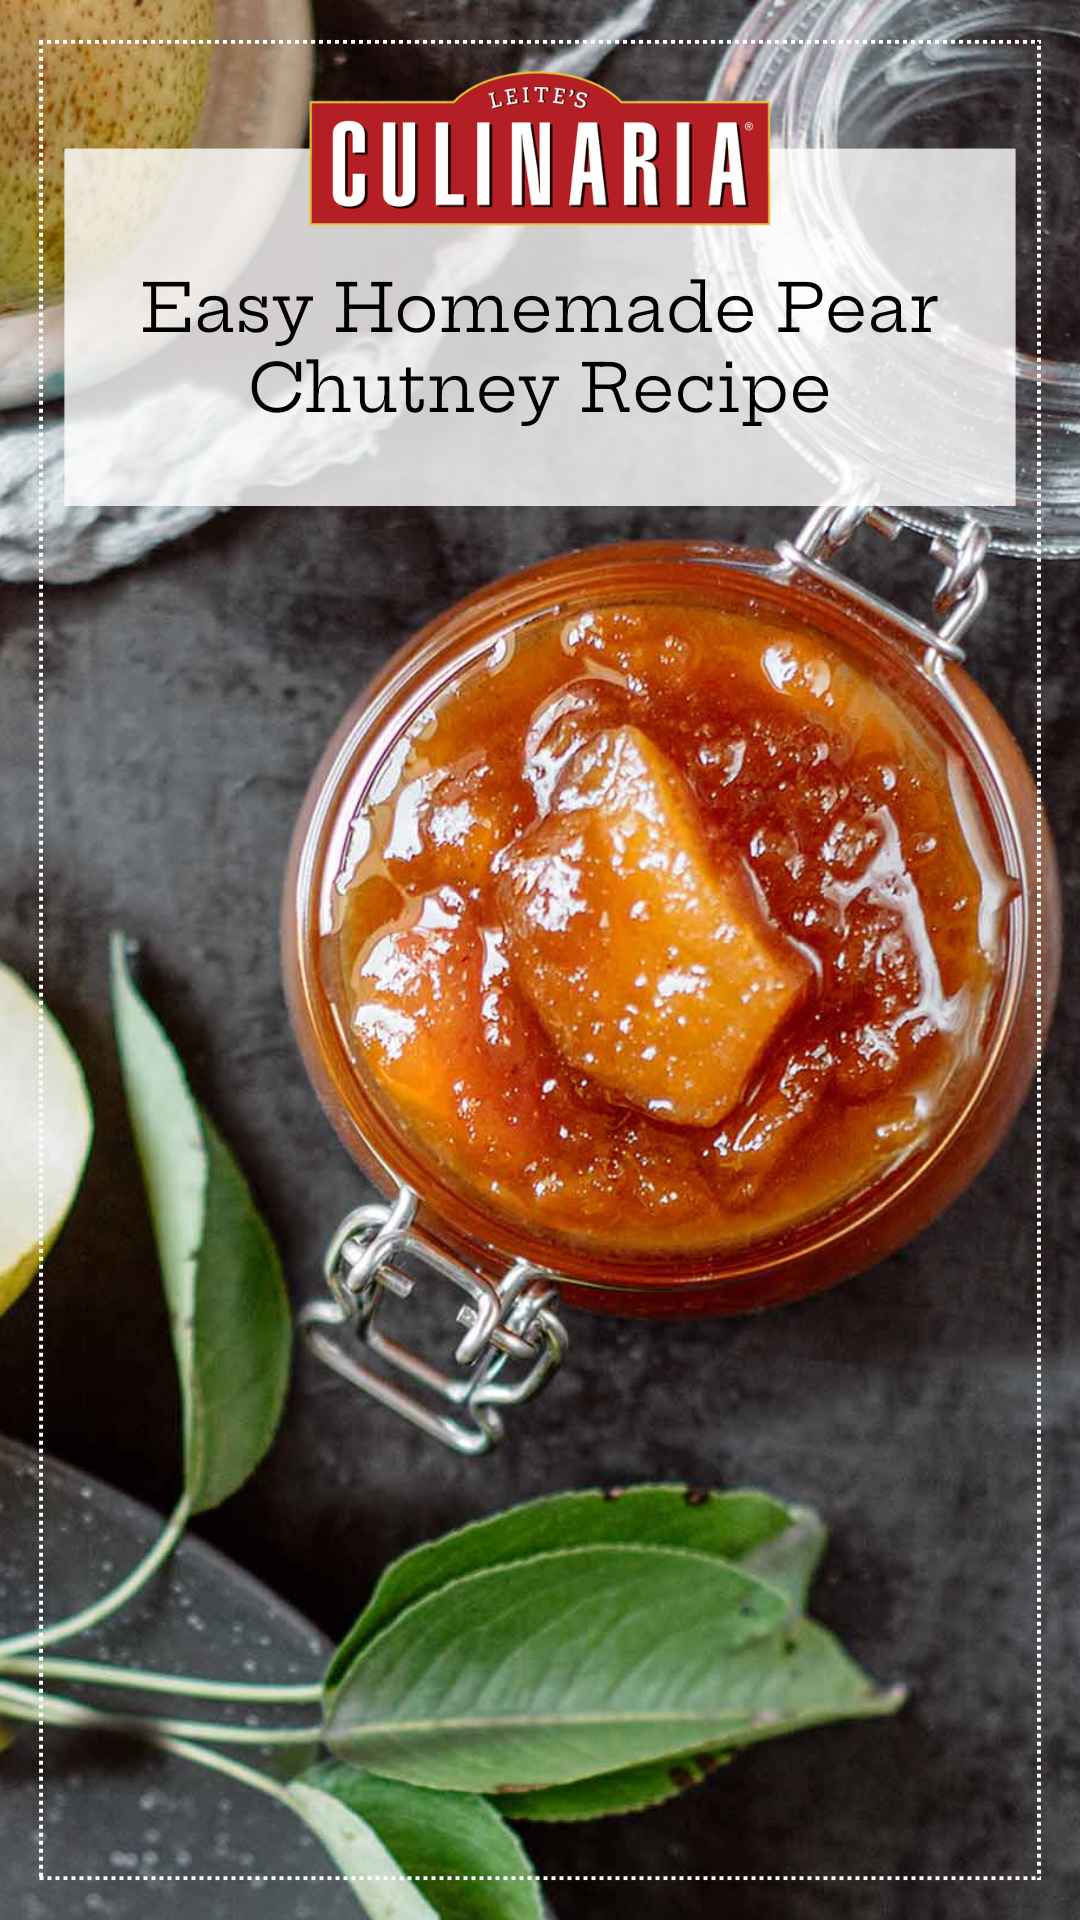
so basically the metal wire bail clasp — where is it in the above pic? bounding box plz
[777,502,991,664]
[298,1187,569,1456]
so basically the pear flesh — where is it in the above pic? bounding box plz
[0,962,93,1316]
[498,727,812,1127]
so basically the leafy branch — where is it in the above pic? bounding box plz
[0,939,905,1908]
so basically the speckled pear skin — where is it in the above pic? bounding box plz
[0,0,215,314]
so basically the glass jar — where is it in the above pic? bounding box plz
[285,511,1060,1452]
[285,5,1070,1452]
[712,0,1080,554]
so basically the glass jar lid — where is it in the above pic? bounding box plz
[710,0,1080,557]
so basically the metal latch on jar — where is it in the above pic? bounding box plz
[776,502,991,663]
[298,1187,569,1455]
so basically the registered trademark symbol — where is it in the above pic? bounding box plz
[744,120,754,131]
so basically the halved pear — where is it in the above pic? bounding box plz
[0,0,216,313]
[0,962,92,1316]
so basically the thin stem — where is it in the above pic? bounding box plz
[0,1492,192,1659]
[0,1653,322,1705]
[0,1680,297,1806]
[0,1678,319,1750]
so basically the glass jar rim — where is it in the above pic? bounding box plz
[709,0,1080,557]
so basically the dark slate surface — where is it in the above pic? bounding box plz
[1,1437,357,1917]
[0,9,1077,1917]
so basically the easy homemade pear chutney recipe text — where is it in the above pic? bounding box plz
[322,598,1007,1256]
[142,277,939,429]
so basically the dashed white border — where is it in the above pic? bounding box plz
[34,29,1045,1891]
[36,27,47,1899]
[1033,31,1044,1885]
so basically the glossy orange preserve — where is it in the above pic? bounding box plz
[320,599,1009,1257]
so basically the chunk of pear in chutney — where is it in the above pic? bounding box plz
[496,726,813,1127]
[0,1,215,314]
[347,886,546,1175]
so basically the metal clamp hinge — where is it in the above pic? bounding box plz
[298,1187,569,1456]
[776,503,991,664]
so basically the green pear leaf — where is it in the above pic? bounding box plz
[326,1542,796,1792]
[110,934,290,1513]
[325,1542,902,1796]
[493,1611,904,1822]
[282,1775,440,1918]
[325,1486,816,1701]
[493,1747,733,1822]
[293,1764,542,1918]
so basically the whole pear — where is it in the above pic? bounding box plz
[0,1,215,314]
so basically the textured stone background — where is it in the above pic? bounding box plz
[1,7,1077,1916]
